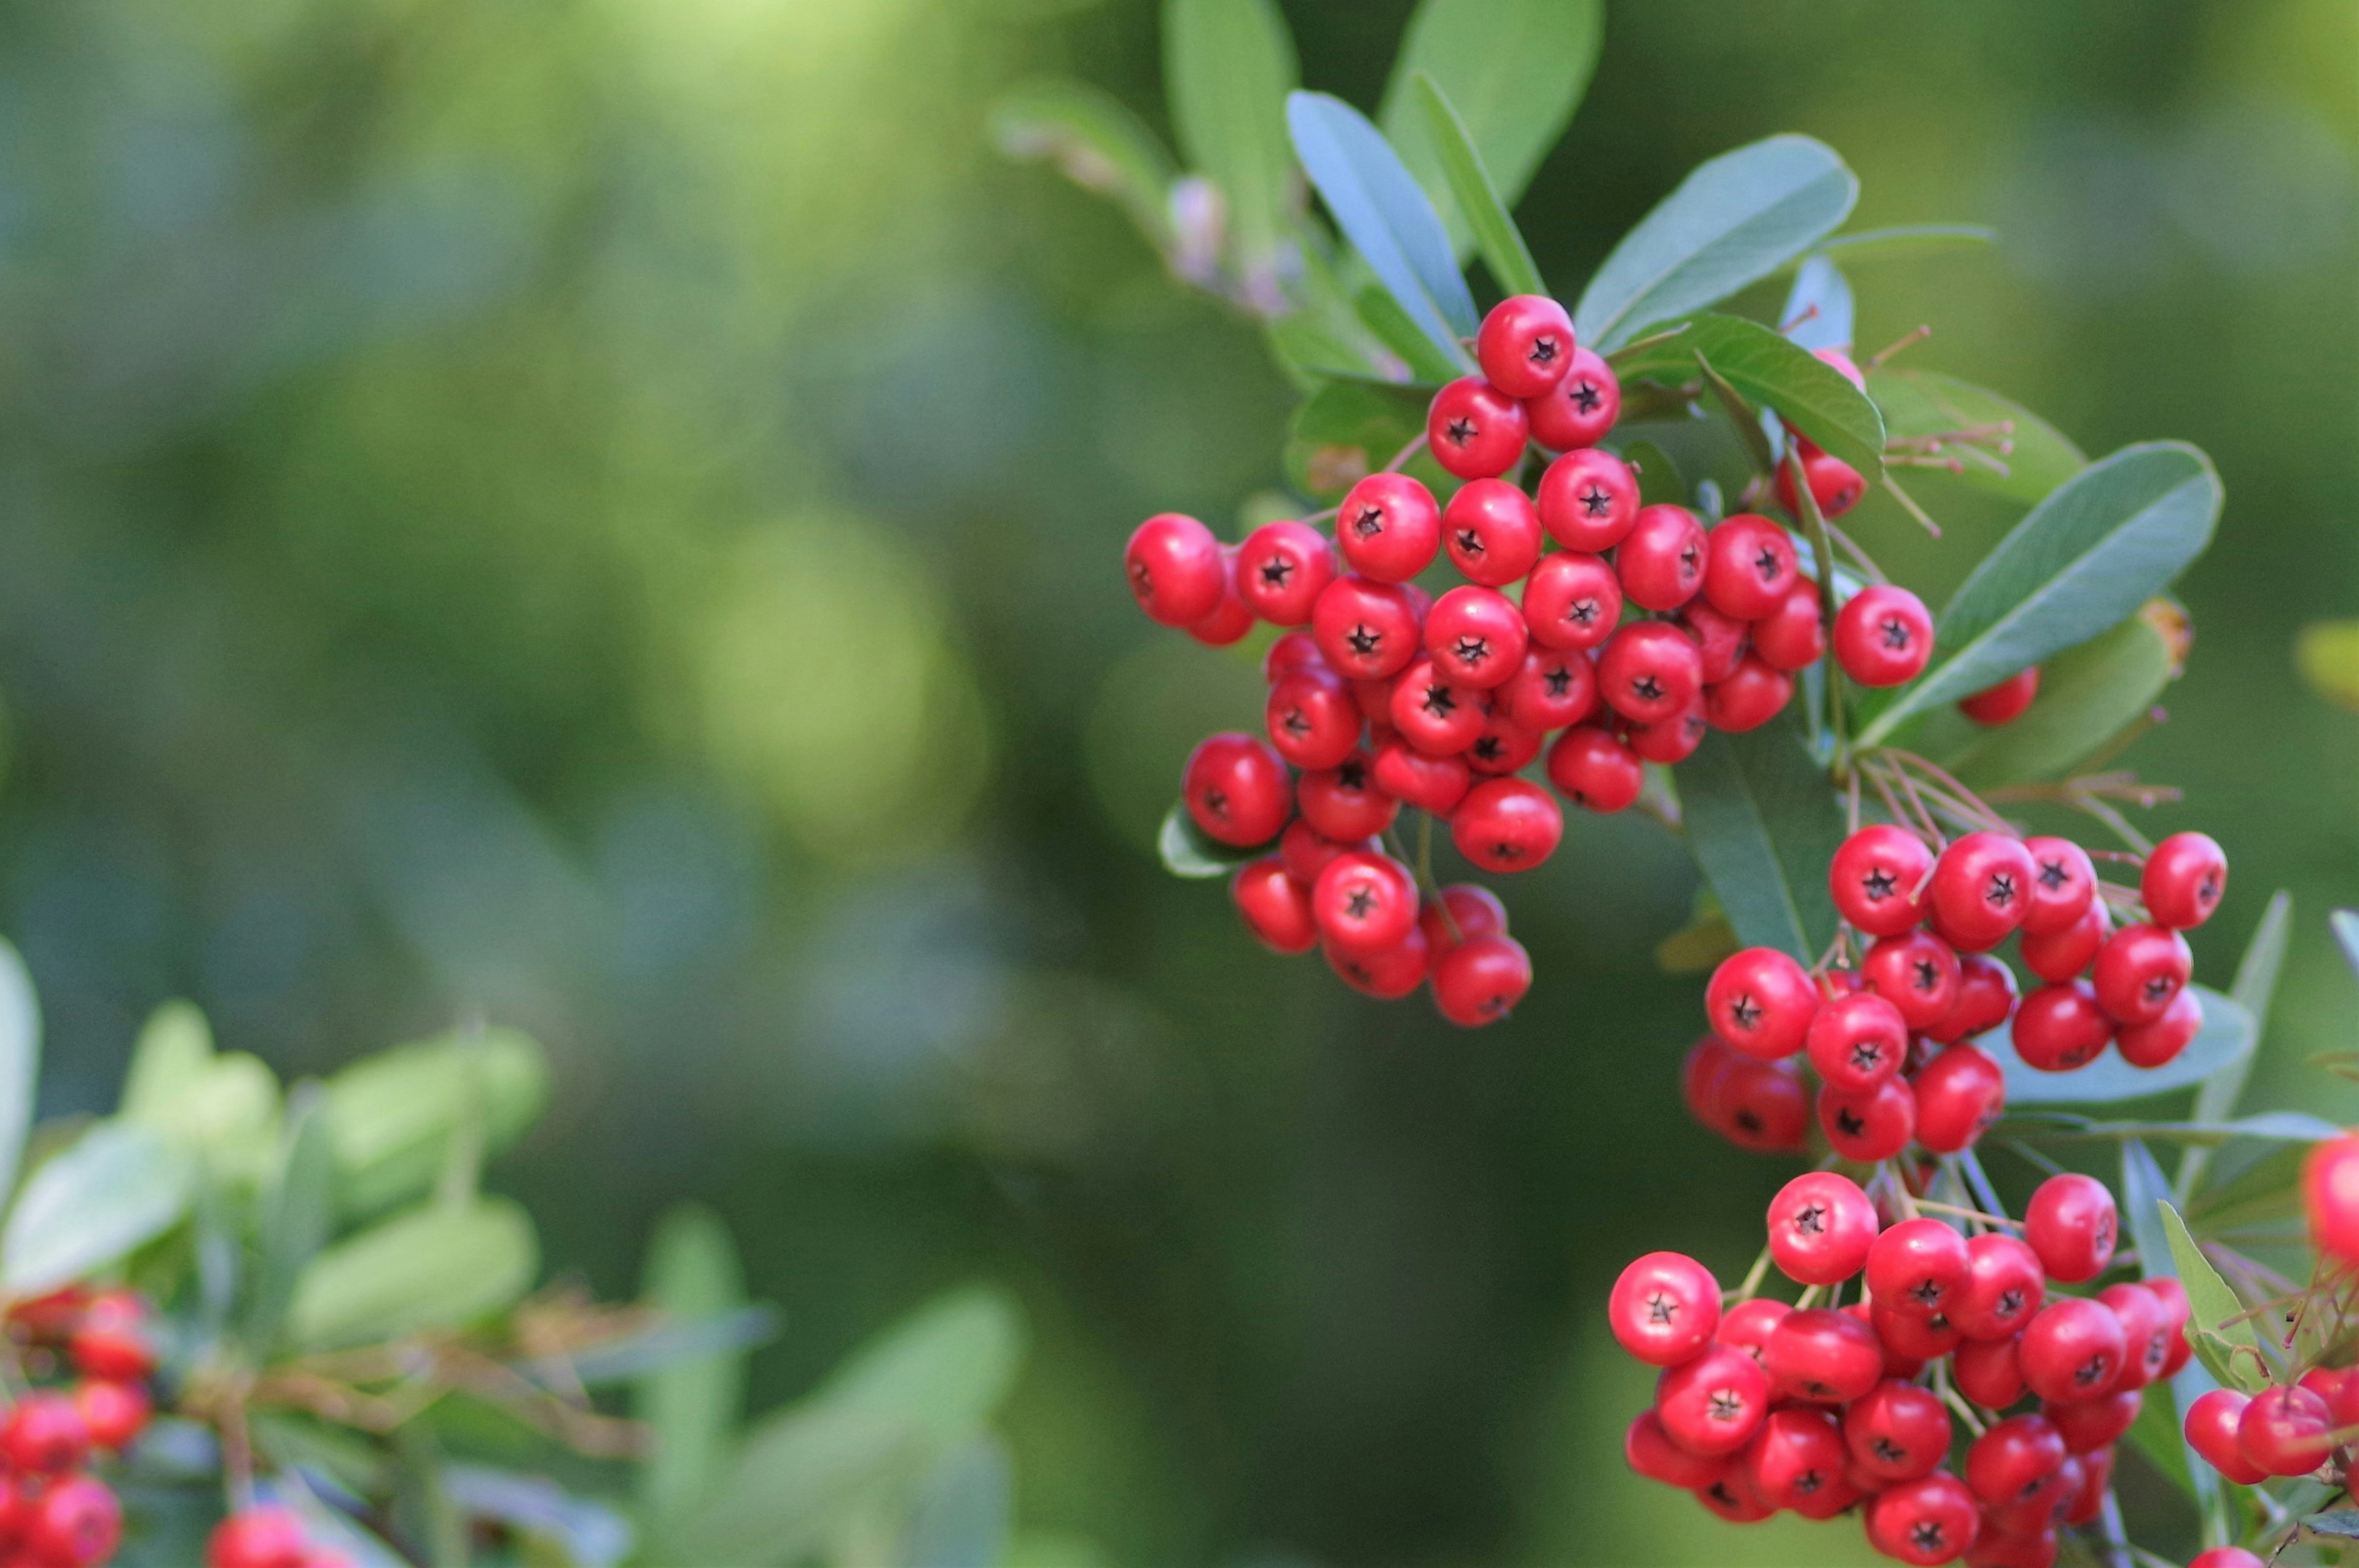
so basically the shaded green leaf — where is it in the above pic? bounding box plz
[1410,73,1543,297]
[2156,1197,2267,1392]
[1778,254,1852,353]
[1855,442,2223,746]
[1677,717,1845,964]
[287,1196,538,1349]
[1654,913,1736,975]
[1157,803,1257,879]
[2333,909,2359,978]
[2175,890,2298,1204]
[1164,0,1299,271]
[0,940,38,1209]
[1266,243,1404,383]
[2119,1139,2215,1511]
[1355,284,1464,385]
[324,1028,549,1219]
[1621,440,1684,508]
[1287,92,1477,365]
[2186,1141,2306,1236]
[558,1303,778,1387]
[1282,379,1443,500]
[2298,620,2359,712]
[1979,986,2250,1105]
[245,1086,337,1354]
[1574,136,1856,351]
[1378,0,1600,256]
[635,1204,749,1527]
[1936,607,2178,787]
[2,1121,193,1295]
[2303,1508,2359,1539]
[988,79,1176,249]
[2007,1110,2338,1146]
[905,1437,1015,1568]
[1611,313,1884,478]
[1866,369,2085,505]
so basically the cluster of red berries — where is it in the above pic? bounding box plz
[1611,1170,2191,1566]
[204,1506,353,1568]
[0,1289,163,1566]
[1686,826,2228,1158]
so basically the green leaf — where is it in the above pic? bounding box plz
[1853,442,2223,747]
[904,1438,1014,1568]
[1654,913,1736,975]
[1979,986,2251,1105]
[2006,1110,2339,1146]
[820,1284,1026,1448]
[1778,254,1853,353]
[1866,369,2086,505]
[1621,440,1684,508]
[0,940,39,1209]
[1286,91,1478,365]
[2174,891,2298,1204]
[1938,607,2178,787]
[1282,378,1441,499]
[635,1204,749,1527]
[1,1121,194,1295]
[988,79,1176,249]
[286,1196,538,1349]
[1157,803,1258,878]
[2333,909,2359,979]
[1355,284,1465,385]
[245,1086,337,1354]
[1610,313,1884,478]
[1377,0,1600,257]
[1573,135,1857,351]
[1409,73,1544,297]
[2297,620,2359,712]
[1676,717,1845,964]
[1267,243,1404,383]
[2156,1197,2267,1392]
[442,1465,634,1568]
[2119,1139,2215,1511]
[2186,1141,2306,1236]
[2302,1508,2359,1539]
[1163,0,1300,271]
[119,1000,209,1126]
[1805,224,1997,265]
[324,1028,549,1219]
[560,1303,779,1386]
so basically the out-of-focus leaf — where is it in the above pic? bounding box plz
[1267,243,1404,383]
[1778,254,1852,353]
[2119,1139,2213,1510]
[1378,0,1600,256]
[635,1205,749,1527]
[122,1004,280,1180]
[1611,313,1883,478]
[1164,0,1299,275]
[1866,369,2086,505]
[2187,1141,2307,1236]
[1621,440,1684,509]
[1855,443,2223,746]
[2298,620,2359,712]
[1574,136,1856,351]
[2,1121,193,1295]
[245,1086,337,1354]
[2007,1110,2338,1146]
[324,1028,548,1219]
[1654,913,1736,975]
[0,941,38,1209]
[1156,803,1258,879]
[1286,92,1477,365]
[1409,73,1544,297]
[560,1304,779,1387]
[1939,607,2178,787]
[120,1000,209,1126]
[988,80,1176,248]
[1805,224,1997,265]
[1355,284,1463,386]
[1677,717,1845,964]
[1979,986,2249,1106]
[904,1437,1015,1568]
[445,1465,634,1568]
[2304,1509,2359,1539]
[1282,379,1444,500]
[287,1196,538,1349]
[2335,910,2359,978]
[2158,1198,2267,1393]
[2199,890,2295,1129]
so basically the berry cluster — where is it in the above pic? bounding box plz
[1687,825,2228,1158]
[205,1506,353,1568]
[1611,1170,2192,1566]
[0,1289,163,1566]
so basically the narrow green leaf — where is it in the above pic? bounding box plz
[2186,1141,2306,1236]
[1157,803,1258,878]
[324,1028,548,1219]
[1611,313,1884,478]
[1266,241,1404,383]
[1378,0,1600,257]
[245,1086,337,1353]
[1937,608,2177,787]
[635,1205,750,1527]
[559,1303,779,1386]
[1287,92,1478,365]
[819,1284,1026,1446]
[1621,440,1684,508]
[119,1000,210,1126]
[1164,0,1299,270]
[1854,442,2223,747]
[2332,909,2359,978]
[2119,1140,2215,1512]
[1979,986,2250,1105]
[1,1121,194,1295]
[0,941,39,1209]
[1574,135,1857,351]
[904,1438,1014,1568]
[2156,1198,2267,1392]
[2176,891,2298,1203]
[1778,254,1853,353]
[1805,224,1998,265]
[286,1196,538,1349]
[988,79,1176,248]
[2302,1508,2359,1539]
[1866,369,2086,505]
[1677,718,1845,963]
[2007,1110,2339,1146]
[1355,284,1465,385]
[1410,74,1544,297]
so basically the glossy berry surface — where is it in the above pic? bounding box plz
[1183,733,1291,849]
[1845,1379,1952,1482]
[1475,294,1575,399]
[1441,478,1543,587]
[1388,660,1483,756]
[1125,512,1224,626]
[1702,513,1800,620]
[26,1475,123,1567]
[1965,1412,2066,1507]
[2185,1387,2266,1484]
[1523,343,1619,450]
[1264,669,1359,770]
[1911,1043,2006,1154]
[1928,953,2017,1044]
[1426,585,1528,688]
[1952,1233,2045,1342]
[2143,830,2228,929]
[1312,574,1422,681]
[1866,1470,1979,1566]
[208,1507,313,1568]
[1426,376,1528,480]
[1336,473,1441,583]
[1372,739,1469,817]
[1863,929,1962,1029]
[1450,779,1562,873]
[1546,725,1642,813]
[2090,922,2193,1025]
[2024,1174,2118,1282]
[2306,1134,2359,1262]
[2017,1298,2126,1404]
[1,1391,89,1475]
[2237,1383,2334,1476]
[1654,1343,1769,1457]
[1597,622,1703,725]
[1816,1077,1915,1162]
[1805,991,1908,1093]
[1927,832,2038,951]
[1866,1218,1969,1319]
[1432,934,1532,1026]
[1234,520,1336,626]
[2019,835,2098,937]
[1833,584,1935,687]
[1520,551,1621,650]
[1958,666,2040,725]
[1702,655,1792,733]
[1750,577,1826,671]
[1829,824,1934,937]
[1310,851,1419,954]
[1231,859,1317,955]
[1501,647,1595,733]
[1535,447,1638,552]
[1705,948,1818,1061]
[2011,981,2114,1072]
[1766,1171,1877,1285]
[1615,504,1708,612]
[1763,1307,1883,1404]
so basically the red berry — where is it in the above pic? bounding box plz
[1440,478,1543,588]
[1263,631,1326,684]
[1544,725,1642,813]
[2011,981,2114,1072]
[2117,988,2202,1067]
[1370,739,1470,817]
[1845,1379,1952,1483]
[1,1392,87,1475]
[1264,669,1359,771]
[1336,473,1441,583]
[1965,1527,2059,1568]
[1613,504,1707,612]
[1865,1470,1979,1565]
[1323,927,1428,998]
[1463,709,1542,776]
[1830,825,1935,938]
[1431,934,1531,1026]
[2188,1553,2267,1568]
[1534,448,1637,552]
[1817,1077,1915,1162]
[1519,551,1621,651]
[1523,344,1619,450]
[1834,585,1935,687]
[23,1475,120,1567]
[1180,734,1293,850]
[1952,1233,2044,1343]
[1474,294,1575,398]
[1449,778,1561,873]
[2143,830,2228,929]
[1623,1409,1724,1488]
[1868,1218,1970,1320]
[1715,1297,1792,1368]
[2024,1175,2118,1284]
[1926,832,2038,951]
[68,1290,154,1383]
[1388,659,1484,757]
[1954,1335,2025,1410]
[1703,657,1793,733]
[1310,850,1417,954]
[1912,1044,2006,1155]
[1673,601,1747,684]
[1281,824,1372,894]
[1774,442,1867,521]
[1966,1411,2066,1507]
[1740,1406,1848,1511]
[1710,1058,1810,1153]
[1764,1308,1884,1404]
[1705,947,1818,1061]
[2238,1383,2334,1476]
[1681,1034,1735,1128]
[1597,622,1703,724]
[1804,991,1907,1092]
[1312,574,1423,681]
[1926,953,2018,1046]
[1766,1171,1878,1286]
[2186,1387,2267,1483]
[1862,928,1962,1030]
[1871,1298,1962,1361]
[2018,1298,2126,1405]
[2044,1388,2141,1454]
[1235,520,1336,626]
[208,1507,311,1568]
[1848,1300,1928,1382]
[1230,858,1317,955]
[1958,666,2040,726]
[1296,749,1396,841]
[1692,1465,1775,1523]
[1627,700,1707,765]
[1183,546,1255,646]
[1124,512,1224,626]
[74,1378,151,1453]
[1702,514,1800,621]
[1610,1252,1721,1367]
[1751,577,1826,671]
[2310,1134,2359,1262]
[2144,1276,2193,1378]
[1426,376,1528,480]
[1500,647,1595,733]
[1418,884,1506,953]
[2018,836,2098,937]
[1425,585,1528,689]
[2021,899,2109,983]
[2089,921,2192,1025]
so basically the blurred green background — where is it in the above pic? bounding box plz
[0,0,2349,1561]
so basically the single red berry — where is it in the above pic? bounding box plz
[1926,832,2038,952]
[1958,666,2040,726]
[1597,622,1703,725]
[2024,1175,2118,1284]
[1788,1469,1865,1523]
[1425,585,1529,689]
[1475,294,1575,398]
[1964,1526,2059,1568]
[1623,1409,1725,1488]
[1183,546,1254,647]
[2011,981,2115,1072]
[1,1392,88,1475]
[1966,1412,2066,1507]
[2118,987,2202,1067]
[1182,734,1291,848]
[1710,1058,1810,1153]
[2306,1133,2359,1262]
[1674,600,1747,684]
[1519,550,1622,651]
[1463,709,1543,776]
[1830,825,1935,938]
[1845,1379,1952,1483]
[1926,953,2018,1045]
[2022,899,2109,983]
[1387,659,1483,757]
[1954,1335,2025,1410]
[1426,376,1528,480]
[1370,739,1470,817]
[1862,928,1963,1030]
[1950,1233,2045,1344]
[2185,1387,2266,1484]
[1450,778,1561,873]
[1614,504,1707,612]
[1751,576,1826,671]
[1805,991,1909,1093]
[1847,1300,1928,1382]
[1741,1406,1848,1512]
[1817,1077,1915,1162]
[1230,858,1317,955]
[1235,520,1337,626]
[1627,700,1707,765]
[2239,1383,2334,1476]
[1280,821,1371,886]
[2090,922,2193,1025]
[1834,585,1935,687]
[2016,835,2099,937]
[1912,1044,2006,1155]
[1544,725,1643,813]
[1418,884,1506,954]
[1702,513,1800,620]
[1691,1465,1775,1523]
[2144,1276,2194,1378]
[1610,1252,1721,1367]
[1441,478,1543,588]
[1764,1307,1884,1404]
[1534,447,1638,552]
[1703,657,1793,734]
[1766,1171,1878,1285]
[1431,934,1532,1026]
[2143,830,2228,929]
[74,1377,152,1453]
[1681,1035,1735,1130]
[1336,472,1441,583]
[1312,574,1423,681]
[1264,630,1328,685]
[1523,343,1619,451]
[68,1289,154,1383]
[1871,1298,1963,1362]
[1715,1297,1793,1368]
[2019,1298,2126,1405]
[2187,1552,2267,1568]
[1868,1218,1970,1320]
[1264,669,1359,771]
[1705,947,1818,1061]
[1500,646,1596,733]
[1866,1470,1979,1566]
[1310,850,1417,953]
[1322,927,1429,998]
[1297,749,1396,841]
[1773,442,1868,521]
[1124,512,1224,626]
[208,1507,312,1568]
[23,1475,121,1567]
[2044,1389,2141,1454]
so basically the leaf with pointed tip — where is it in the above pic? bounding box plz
[1978,986,2249,1105]
[286,1197,538,1349]
[2156,1198,2267,1393]
[1164,0,1299,270]
[1282,378,1448,501]
[636,1205,750,1527]
[1410,74,1544,298]
[1611,313,1883,478]
[1620,440,1684,508]
[1676,718,1845,964]
[245,1088,336,1354]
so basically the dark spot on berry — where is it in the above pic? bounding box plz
[1130,561,1152,595]
[1645,1289,1678,1325]
[1345,886,1376,921]
[1734,1107,1762,1132]
[1910,1522,1946,1552]
[1473,736,1504,764]
[1421,685,1458,717]
[1352,506,1386,539]
[1446,416,1477,447]
[1569,598,1599,625]
[2075,1354,2110,1387]
[1453,635,1491,667]
[1202,787,1229,820]
[1580,485,1611,517]
[1259,556,1294,587]
[1863,868,1899,901]
[1792,1201,1827,1236]
[1491,840,1522,861]
[1632,674,1665,702]
[1530,336,1560,365]
[1336,758,1369,792]
[1836,1108,1867,1138]
[1872,1437,1906,1464]
[1543,666,1571,698]
[1707,1389,1745,1422]
[1880,617,1913,650]
[1281,709,1311,738]
[1848,1041,1884,1073]
[1678,544,1700,578]
[1753,545,1780,581]
[1729,994,1762,1031]
[2143,974,2175,1003]
[1912,959,1940,992]
[1794,1469,1823,1496]
[1997,1287,2024,1319]
[2038,857,2070,890]
[1987,872,2017,908]
[1907,1277,1943,1308]
[1346,623,1383,657]
[1455,528,1484,558]
[1571,380,1602,414]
